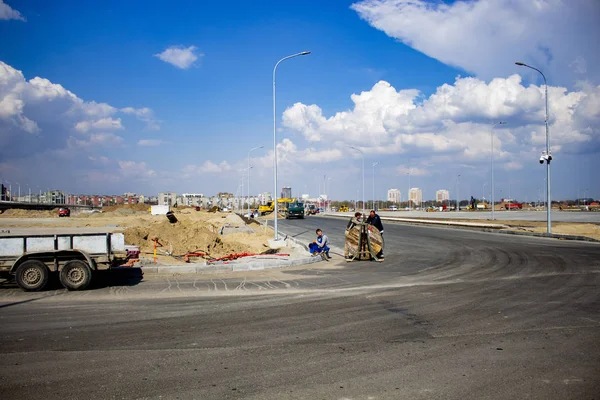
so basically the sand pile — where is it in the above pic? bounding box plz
[208,213,246,227]
[123,218,256,257]
[102,204,149,214]
[0,208,58,218]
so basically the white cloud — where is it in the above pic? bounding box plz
[503,161,523,171]
[395,165,429,176]
[182,161,232,176]
[0,0,25,21]
[282,76,600,166]
[68,133,125,149]
[0,61,157,156]
[0,62,169,193]
[137,139,164,147]
[351,0,600,86]
[154,45,202,69]
[121,106,160,130]
[118,161,156,179]
[75,117,123,133]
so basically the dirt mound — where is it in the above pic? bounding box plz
[0,208,57,218]
[102,204,149,214]
[208,213,245,227]
[123,219,253,257]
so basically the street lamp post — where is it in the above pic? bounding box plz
[273,51,311,240]
[325,176,333,212]
[490,121,507,220]
[350,146,365,216]
[516,62,551,234]
[372,162,379,210]
[456,174,461,212]
[247,145,264,218]
[407,171,410,210]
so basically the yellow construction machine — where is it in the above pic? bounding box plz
[258,198,296,216]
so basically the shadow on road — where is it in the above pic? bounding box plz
[0,268,144,292]
[90,268,145,289]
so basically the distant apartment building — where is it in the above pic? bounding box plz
[158,192,178,206]
[281,186,292,199]
[409,188,422,206]
[1,184,8,201]
[181,193,204,207]
[260,192,272,204]
[436,189,450,202]
[124,192,136,197]
[387,189,401,203]
[42,190,65,204]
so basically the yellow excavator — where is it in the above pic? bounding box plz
[258,198,296,216]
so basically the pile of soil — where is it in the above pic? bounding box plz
[123,219,254,257]
[208,213,246,227]
[0,208,58,218]
[102,204,149,214]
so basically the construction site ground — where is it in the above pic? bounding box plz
[0,205,308,265]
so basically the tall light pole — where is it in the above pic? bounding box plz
[516,62,551,234]
[350,146,365,216]
[490,121,507,220]
[325,176,333,211]
[372,162,379,210]
[247,145,263,218]
[407,171,410,210]
[273,51,310,240]
[456,174,461,212]
[16,182,20,201]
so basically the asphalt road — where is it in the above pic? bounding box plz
[1,217,599,399]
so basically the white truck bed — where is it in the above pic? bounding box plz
[0,233,125,257]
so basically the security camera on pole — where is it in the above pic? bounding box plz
[516,62,552,234]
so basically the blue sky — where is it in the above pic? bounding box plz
[0,0,598,202]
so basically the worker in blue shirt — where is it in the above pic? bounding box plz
[309,228,331,259]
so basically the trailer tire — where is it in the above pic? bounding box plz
[15,260,49,292]
[60,260,92,291]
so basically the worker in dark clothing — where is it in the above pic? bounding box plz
[366,210,384,259]
[346,211,362,231]
[344,211,362,259]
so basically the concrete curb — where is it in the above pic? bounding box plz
[321,213,599,243]
[141,254,323,274]
[141,229,325,275]
[483,228,600,242]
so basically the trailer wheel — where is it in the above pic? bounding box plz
[15,260,49,292]
[60,260,92,291]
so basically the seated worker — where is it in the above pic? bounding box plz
[308,228,331,259]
